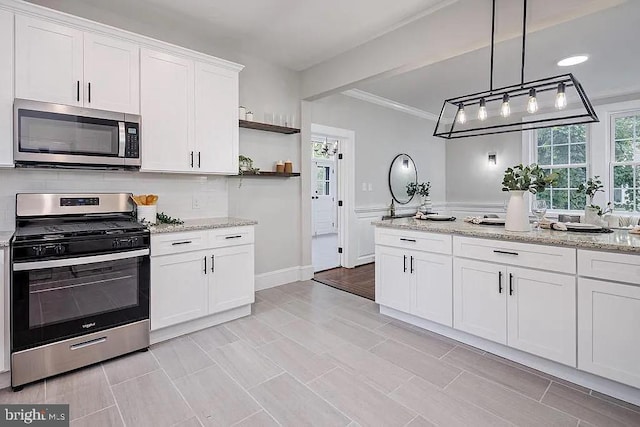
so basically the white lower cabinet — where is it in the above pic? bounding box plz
[376,239,453,327]
[151,250,209,330]
[150,228,254,331]
[453,258,576,365]
[578,278,640,388]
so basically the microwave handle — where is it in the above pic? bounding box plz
[118,122,126,157]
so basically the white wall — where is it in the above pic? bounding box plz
[310,93,446,264]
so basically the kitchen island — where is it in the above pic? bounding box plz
[373,218,640,406]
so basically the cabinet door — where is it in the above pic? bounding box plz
[15,15,83,106]
[507,267,576,366]
[453,258,507,344]
[0,10,13,167]
[195,62,238,174]
[209,245,254,314]
[0,249,5,372]
[412,251,453,326]
[140,49,194,172]
[150,251,208,330]
[375,246,412,312]
[84,32,139,113]
[578,278,640,388]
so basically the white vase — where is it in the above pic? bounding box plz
[505,190,531,232]
[420,195,433,213]
[584,206,600,225]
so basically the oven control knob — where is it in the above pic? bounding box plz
[32,245,43,256]
[54,244,65,255]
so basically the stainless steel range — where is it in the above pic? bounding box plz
[10,193,150,390]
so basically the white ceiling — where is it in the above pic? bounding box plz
[354,0,640,115]
[26,0,453,71]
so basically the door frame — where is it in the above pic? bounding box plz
[310,123,356,268]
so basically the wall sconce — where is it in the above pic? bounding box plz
[488,152,497,166]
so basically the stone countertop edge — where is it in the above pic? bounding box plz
[373,218,640,254]
[0,231,14,248]
[148,217,258,234]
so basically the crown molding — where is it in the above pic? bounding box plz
[342,89,439,121]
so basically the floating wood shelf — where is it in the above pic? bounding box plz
[239,120,301,134]
[231,171,300,178]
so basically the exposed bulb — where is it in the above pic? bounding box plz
[527,88,538,114]
[555,83,567,110]
[500,94,511,118]
[457,104,466,124]
[478,98,488,121]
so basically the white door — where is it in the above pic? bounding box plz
[83,32,139,113]
[375,245,412,312]
[209,245,255,313]
[0,10,13,167]
[413,251,453,327]
[453,258,507,344]
[140,49,194,173]
[15,15,83,106]
[507,267,576,366]
[150,251,208,330]
[312,160,337,236]
[578,278,640,388]
[195,61,238,174]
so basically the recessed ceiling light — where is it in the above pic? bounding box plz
[557,55,589,67]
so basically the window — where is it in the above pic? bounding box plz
[611,113,640,212]
[535,125,588,210]
[315,165,331,196]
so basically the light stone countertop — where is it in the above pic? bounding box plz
[148,217,257,234]
[373,217,640,254]
[0,231,14,248]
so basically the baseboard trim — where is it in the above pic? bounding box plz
[380,305,640,406]
[356,255,374,266]
[255,265,314,291]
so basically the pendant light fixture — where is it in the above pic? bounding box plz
[433,0,598,139]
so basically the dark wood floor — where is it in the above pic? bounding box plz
[313,263,375,300]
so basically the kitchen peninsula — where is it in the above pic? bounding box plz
[373,218,640,405]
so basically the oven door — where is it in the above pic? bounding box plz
[14,99,129,167]
[11,249,150,352]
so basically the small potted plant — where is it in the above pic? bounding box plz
[577,176,610,225]
[407,181,432,213]
[502,164,557,231]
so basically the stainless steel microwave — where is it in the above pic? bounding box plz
[14,99,141,170]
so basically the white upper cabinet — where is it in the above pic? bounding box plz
[195,62,238,174]
[140,48,194,173]
[0,9,13,167]
[15,15,83,106]
[84,33,139,113]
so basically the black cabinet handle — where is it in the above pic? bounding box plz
[410,256,414,274]
[400,238,416,243]
[225,235,242,239]
[88,82,91,103]
[76,80,80,102]
[198,151,201,168]
[204,256,207,274]
[171,241,192,246]
[498,271,503,293]
[509,273,514,295]
[211,255,215,273]
[403,255,407,273]
[190,151,194,167]
[493,250,519,256]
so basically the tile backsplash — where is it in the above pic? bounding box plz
[0,168,228,230]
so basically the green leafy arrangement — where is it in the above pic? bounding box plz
[577,176,612,216]
[501,164,558,194]
[156,212,184,225]
[406,181,431,197]
[238,155,260,175]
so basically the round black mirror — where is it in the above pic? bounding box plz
[388,154,417,204]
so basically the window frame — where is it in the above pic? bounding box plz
[610,111,640,213]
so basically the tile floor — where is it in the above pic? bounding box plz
[2,280,640,426]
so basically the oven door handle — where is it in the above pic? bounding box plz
[13,249,150,271]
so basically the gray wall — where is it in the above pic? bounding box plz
[446,133,522,204]
[310,94,446,208]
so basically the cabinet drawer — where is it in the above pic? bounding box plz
[151,231,209,256]
[209,227,254,248]
[578,250,640,285]
[375,228,452,255]
[453,236,576,274]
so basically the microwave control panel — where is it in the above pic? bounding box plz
[125,123,140,158]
